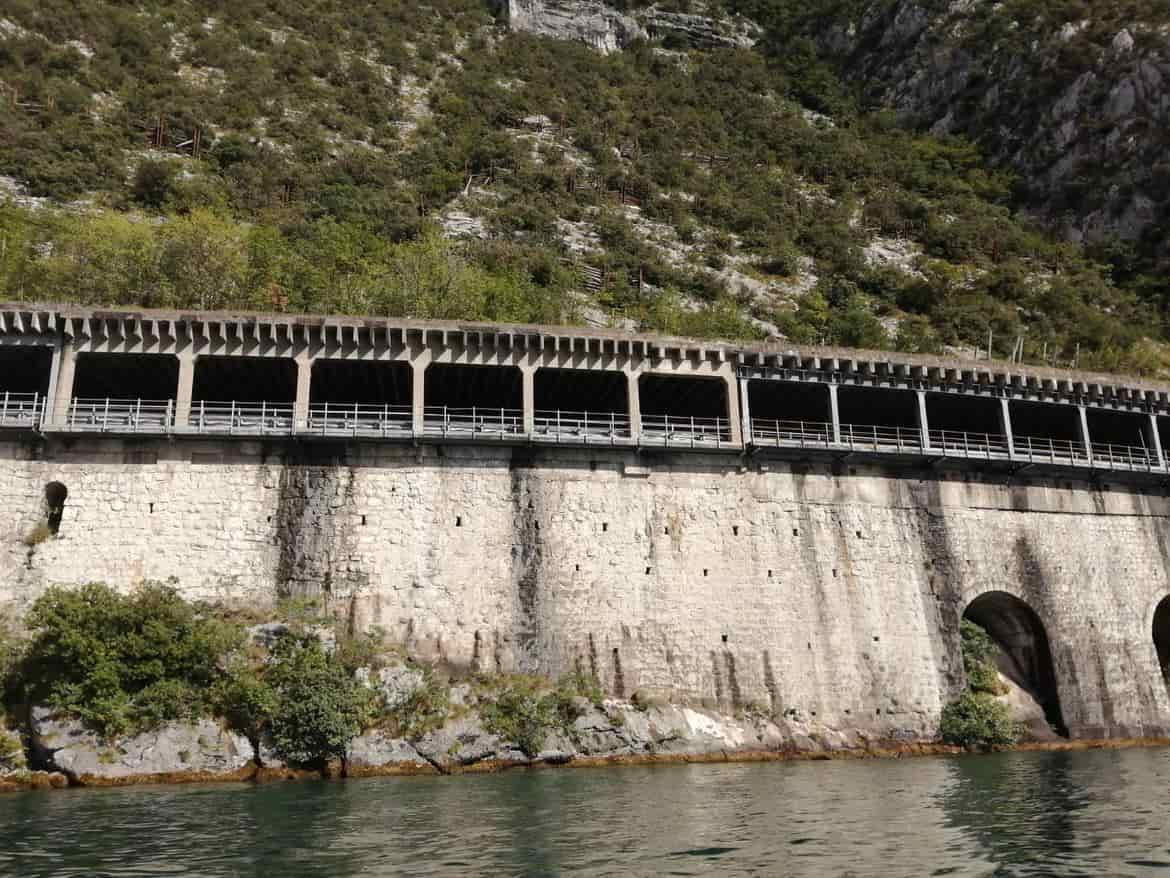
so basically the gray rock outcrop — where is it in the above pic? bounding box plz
[502,1,759,54]
[29,708,254,783]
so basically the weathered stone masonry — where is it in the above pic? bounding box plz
[2,437,1168,743]
[3,303,1170,746]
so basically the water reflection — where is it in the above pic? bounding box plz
[0,749,1168,877]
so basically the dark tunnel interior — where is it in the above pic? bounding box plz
[837,386,918,428]
[535,368,627,414]
[0,347,53,396]
[1009,401,1081,444]
[310,361,411,407]
[1086,408,1149,450]
[748,380,830,424]
[425,364,522,410]
[926,393,1002,436]
[638,374,727,421]
[193,357,297,403]
[964,591,1067,737]
[74,353,179,400]
[1154,597,1170,686]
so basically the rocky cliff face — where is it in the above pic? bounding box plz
[503,0,760,53]
[816,1,1170,246]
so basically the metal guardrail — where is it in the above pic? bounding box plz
[5,394,1168,476]
[0,392,43,428]
[422,406,524,438]
[532,410,633,444]
[304,403,412,438]
[189,401,295,435]
[65,398,174,433]
[641,414,732,447]
[928,428,1011,459]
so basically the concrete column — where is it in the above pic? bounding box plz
[411,348,431,436]
[915,389,931,452]
[521,365,536,436]
[626,370,641,443]
[738,377,753,447]
[998,398,1016,458]
[1077,405,1093,465]
[723,373,743,447]
[50,342,77,426]
[44,338,63,427]
[294,355,312,428]
[828,383,842,445]
[174,351,195,429]
[1145,413,1165,469]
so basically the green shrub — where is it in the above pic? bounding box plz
[940,692,1020,749]
[384,667,450,739]
[480,682,559,758]
[265,635,375,766]
[961,619,1005,695]
[213,665,278,744]
[17,582,243,738]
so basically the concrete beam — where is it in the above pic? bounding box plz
[999,398,1016,458]
[175,351,196,428]
[916,390,931,452]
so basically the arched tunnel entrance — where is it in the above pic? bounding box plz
[1154,596,1170,690]
[964,591,1067,737]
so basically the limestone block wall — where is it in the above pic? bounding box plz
[1,436,1168,742]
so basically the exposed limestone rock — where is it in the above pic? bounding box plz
[817,1,1170,243]
[502,1,759,54]
[29,709,254,783]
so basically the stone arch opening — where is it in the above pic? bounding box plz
[963,591,1067,736]
[1153,596,1170,689]
[44,481,68,535]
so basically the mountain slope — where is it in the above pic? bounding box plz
[0,0,1166,376]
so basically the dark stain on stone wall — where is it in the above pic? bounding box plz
[272,447,360,602]
[509,453,543,671]
[611,647,625,698]
[710,650,725,705]
[724,651,743,711]
[762,650,780,714]
[912,477,965,702]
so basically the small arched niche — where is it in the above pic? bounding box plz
[963,590,1067,737]
[1153,596,1170,689]
[44,481,68,535]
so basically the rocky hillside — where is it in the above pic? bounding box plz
[809,0,1170,252]
[0,0,1167,376]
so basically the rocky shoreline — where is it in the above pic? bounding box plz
[5,698,1168,793]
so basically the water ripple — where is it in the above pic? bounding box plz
[0,748,1168,876]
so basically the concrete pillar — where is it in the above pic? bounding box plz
[999,398,1016,458]
[723,373,743,447]
[738,377,753,447]
[294,355,312,428]
[828,383,842,445]
[626,370,641,443]
[521,365,536,436]
[411,348,431,437]
[1145,413,1165,469]
[174,351,195,429]
[50,342,77,426]
[1077,405,1093,465]
[44,338,63,427]
[916,389,931,452]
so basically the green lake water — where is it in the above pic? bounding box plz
[1,747,1169,876]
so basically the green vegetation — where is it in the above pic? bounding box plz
[1,583,373,766]
[13,582,241,738]
[939,691,1021,750]
[940,619,1020,749]
[478,669,604,757]
[0,0,1165,372]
